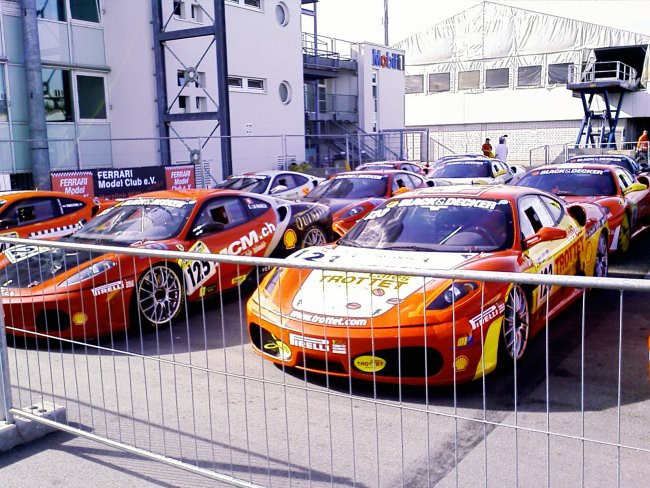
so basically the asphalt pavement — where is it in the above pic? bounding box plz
[1,234,650,487]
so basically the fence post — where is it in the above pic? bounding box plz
[545,145,549,165]
[0,302,14,424]
[345,133,350,170]
[425,129,430,163]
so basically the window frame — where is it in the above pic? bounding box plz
[75,73,108,121]
[485,68,510,89]
[43,67,75,123]
[225,0,263,11]
[405,74,424,95]
[458,70,481,91]
[548,63,572,85]
[228,75,267,94]
[517,65,542,88]
[68,0,102,25]
[428,72,451,93]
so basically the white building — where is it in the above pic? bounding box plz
[394,2,650,163]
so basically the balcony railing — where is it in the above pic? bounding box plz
[569,61,637,84]
[304,87,357,117]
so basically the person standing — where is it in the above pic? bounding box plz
[495,135,509,162]
[481,138,493,157]
[636,130,649,163]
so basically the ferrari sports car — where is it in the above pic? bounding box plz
[247,185,609,386]
[214,170,323,200]
[0,190,108,250]
[0,189,334,339]
[517,163,650,253]
[428,158,525,186]
[565,154,647,175]
[355,161,427,176]
[302,170,433,237]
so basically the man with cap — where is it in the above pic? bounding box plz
[495,135,508,162]
[481,138,493,157]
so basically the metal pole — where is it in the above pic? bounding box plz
[384,0,389,46]
[313,4,321,166]
[21,0,51,190]
[345,133,350,170]
[151,0,171,166]
[425,128,430,163]
[0,299,14,424]
[214,0,233,177]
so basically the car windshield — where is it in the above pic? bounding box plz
[430,160,491,178]
[358,164,394,171]
[518,169,616,196]
[215,176,270,193]
[73,198,195,243]
[339,196,514,252]
[307,175,388,199]
[566,157,637,174]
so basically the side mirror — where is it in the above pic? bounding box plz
[523,227,567,249]
[270,185,288,195]
[623,182,648,194]
[191,221,225,238]
[0,218,18,230]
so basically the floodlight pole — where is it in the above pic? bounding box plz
[384,0,389,46]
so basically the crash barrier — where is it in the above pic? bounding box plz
[1,236,650,486]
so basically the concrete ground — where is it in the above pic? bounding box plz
[1,232,650,487]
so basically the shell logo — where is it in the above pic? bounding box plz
[454,355,469,372]
[283,229,298,249]
[354,355,387,373]
[72,312,88,326]
[263,337,292,361]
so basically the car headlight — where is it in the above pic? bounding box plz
[427,282,479,310]
[340,205,366,219]
[264,267,281,295]
[61,260,117,286]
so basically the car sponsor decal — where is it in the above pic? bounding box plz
[289,309,368,326]
[457,334,474,347]
[231,275,247,286]
[354,355,386,372]
[539,168,607,175]
[178,241,217,296]
[396,197,499,210]
[283,229,298,249]
[294,206,328,230]
[72,312,88,325]
[446,161,486,166]
[4,245,51,264]
[454,355,470,372]
[0,287,15,296]
[28,221,83,239]
[219,222,276,256]
[0,232,19,252]
[289,333,347,354]
[262,333,292,360]
[335,174,384,180]
[92,280,126,297]
[469,303,505,330]
[554,240,582,274]
[118,197,194,208]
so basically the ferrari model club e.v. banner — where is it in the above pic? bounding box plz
[51,165,196,198]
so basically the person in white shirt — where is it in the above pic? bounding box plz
[495,135,508,162]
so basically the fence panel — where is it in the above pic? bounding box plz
[1,236,649,487]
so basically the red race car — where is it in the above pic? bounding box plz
[303,170,433,237]
[0,190,333,339]
[248,185,609,386]
[355,161,428,176]
[518,163,650,253]
[0,190,109,249]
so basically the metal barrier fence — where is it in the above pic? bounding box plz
[1,236,650,486]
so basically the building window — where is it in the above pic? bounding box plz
[405,75,424,94]
[226,0,262,9]
[279,81,292,104]
[77,75,106,119]
[228,76,266,93]
[179,95,189,112]
[177,70,185,87]
[548,63,572,84]
[0,68,7,122]
[517,65,542,87]
[485,68,509,89]
[228,77,243,89]
[275,2,289,26]
[458,70,480,90]
[37,0,66,21]
[43,69,73,122]
[196,71,206,88]
[428,73,450,93]
[173,0,185,18]
[247,78,265,91]
[195,96,207,112]
[70,0,100,23]
[191,4,203,22]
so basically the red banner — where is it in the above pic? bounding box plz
[51,171,95,197]
[165,165,196,191]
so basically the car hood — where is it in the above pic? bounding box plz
[285,245,477,319]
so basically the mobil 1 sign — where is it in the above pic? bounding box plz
[94,167,165,198]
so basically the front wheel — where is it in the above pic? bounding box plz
[136,263,184,330]
[299,225,327,248]
[500,285,530,362]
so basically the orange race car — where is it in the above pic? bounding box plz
[0,189,334,339]
[0,190,109,249]
[247,185,609,386]
[517,163,650,253]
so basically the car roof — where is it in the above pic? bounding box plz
[134,189,242,201]
[0,190,90,202]
[405,184,537,201]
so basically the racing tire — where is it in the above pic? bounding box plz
[617,212,631,254]
[593,232,609,278]
[500,285,530,363]
[135,263,184,331]
[299,225,327,248]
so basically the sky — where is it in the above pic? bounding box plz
[306,0,650,46]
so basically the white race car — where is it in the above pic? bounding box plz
[428,158,525,186]
[215,170,323,200]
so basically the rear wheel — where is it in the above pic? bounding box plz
[136,263,184,330]
[500,285,530,362]
[617,212,630,253]
[300,225,327,248]
[593,232,609,278]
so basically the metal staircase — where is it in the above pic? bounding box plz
[322,121,402,164]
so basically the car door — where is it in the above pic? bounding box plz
[613,167,650,228]
[290,174,314,199]
[519,195,580,314]
[391,172,418,194]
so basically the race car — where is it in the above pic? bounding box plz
[517,163,650,253]
[247,185,609,386]
[214,170,323,200]
[0,190,109,249]
[355,161,428,176]
[565,154,648,176]
[428,157,525,186]
[0,190,334,339]
[302,170,433,237]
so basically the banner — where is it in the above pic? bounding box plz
[51,171,95,197]
[165,165,196,191]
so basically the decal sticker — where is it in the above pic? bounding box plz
[0,232,19,252]
[295,206,328,230]
[536,262,554,307]
[336,174,384,180]
[232,275,247,286]
[4,245,51,264]
[179,241,217,296]
[29,221,83,239]
[91,280,125,297]
[263,334,292,360]
[289,309,367,327]
[469,303,506,330]
[457,335,474,347]
[289,333,347,354]
[455,355,469,372]
[539,168,607,175]
[0,287,15,297]
[219,223,276,256]
[283,229,298,249]
[318,273,411,290]
[119,197,194,208]
[354,355,387,373]
[397,197,498,210]
[72,312,88,326]
[176,244,185,251]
